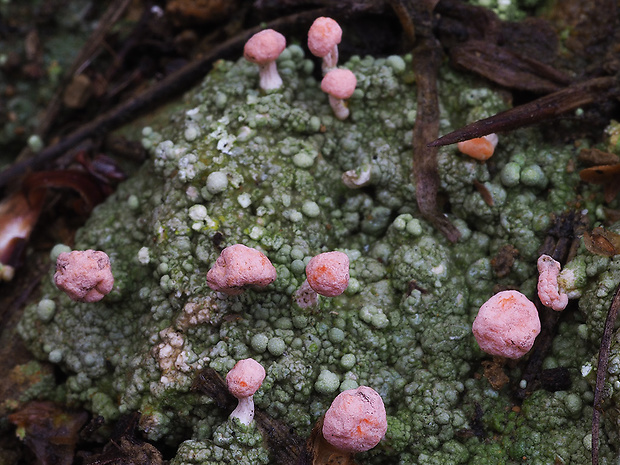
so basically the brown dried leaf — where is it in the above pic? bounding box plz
[578,147,620,166]
[491,244,519,278]
[583,227,620,257]
[481,358,509,390]
[450,40,569,94]
[9,401,88,465]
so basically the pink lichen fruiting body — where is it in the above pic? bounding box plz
[320,69,357,120]
[206,244,277,295]
[308,17,342,73]
[472,290,541,359]
[226,358,266,425]
[322,386,387,453]
[54,250,114,302]
[537,254,569,311]
[243,29,286,91]
[457,133,498,161]
[305,251,349,297]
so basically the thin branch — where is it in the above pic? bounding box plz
[0,9,334,190]
[410,0,460,242]
[592,282,620,465]
[427,76,617,147]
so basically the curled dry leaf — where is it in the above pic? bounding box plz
[579,163,620,203]
[583,226,620,257]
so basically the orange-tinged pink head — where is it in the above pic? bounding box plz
[226,358,266,399]
[308,17,342,58]
[322,386,387,452]
[472,290,540,359]
[306,251,349,297]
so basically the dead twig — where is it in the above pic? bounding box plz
[592,280,620,465]
[36,0,134,141]
[450,40,571,94]
[409,0,460,242]
[0,8,336,191]
[514,210,587,400]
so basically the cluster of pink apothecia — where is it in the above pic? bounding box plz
[243,17,357,121]
[53,245,570,363]
[226,357,387,458]
[53,246,569,363]
[205,243,350,305]
[472,254,569,360]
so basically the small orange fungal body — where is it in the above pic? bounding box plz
[457,133,498,161]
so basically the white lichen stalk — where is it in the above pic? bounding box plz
[328,95,349,120]
[230,395,256,425]
[259,61,283,91]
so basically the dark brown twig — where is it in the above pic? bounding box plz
[409,0,460,242]
[450,40,571,94]
[592,282,620,465]
[427,76,618,147]
[514,210,587,400]
[0,9,337,190]
[37,0,133,140]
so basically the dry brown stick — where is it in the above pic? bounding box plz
[514,211,587,401]
[450,40,571,94]
[35,0,133,141]
[410,0,460,243]
[592,282,620,465]
[0,8,333,190]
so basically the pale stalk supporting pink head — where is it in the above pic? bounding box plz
[308,17,342,74]
[243,29,287,91]
[320,69,357,120]
[226,358,266,425]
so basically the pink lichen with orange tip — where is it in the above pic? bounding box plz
[226,358,266,425]
[472,290,541,359]
[537,254,568,311]
[305,251,349,297]
[308,17,342,73]
[322,386,387,453]
[457,133,499,161]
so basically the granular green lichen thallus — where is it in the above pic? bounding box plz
[18,43,619,464]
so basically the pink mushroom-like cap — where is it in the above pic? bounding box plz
[226,358,266,399]
[321,69,356,100]
[54,250,114,302]
[207,244,277,295]
[537,254,568,311]
[243,29,286,90]
[308,17,342,58]
[306,251,349,297]
[244,29,286,65]
[472,290,541,359]
[322,386,387,453]
[321,69,356,120]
